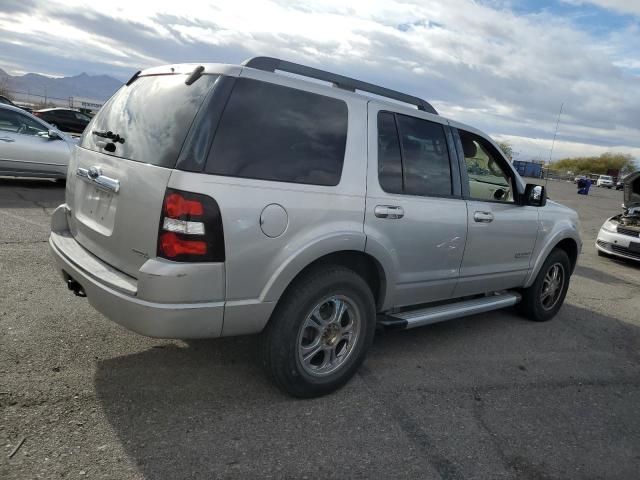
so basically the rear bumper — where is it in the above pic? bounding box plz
[49,205,225,338]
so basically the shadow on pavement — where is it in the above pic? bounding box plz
[574,263,640,284]
[0,178,65,211]
[94,303,640,479]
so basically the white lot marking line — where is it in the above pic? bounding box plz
[0,210,48,228]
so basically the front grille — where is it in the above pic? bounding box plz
[617,226,640,238]
[611,244,640,260]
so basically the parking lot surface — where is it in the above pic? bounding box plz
[1,178,639,479]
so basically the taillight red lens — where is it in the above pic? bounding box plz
[157,188,225,263]
[164,192,204,218]
[159,232,207,258]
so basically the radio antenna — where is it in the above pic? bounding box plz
[546,102,564,187]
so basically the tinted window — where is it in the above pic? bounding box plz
[0,109,47,136]
[80,74,217,168]
[206,78,348,186]
[459,129,514,202]
[377,112,403,194]
[74,112,92,122]
[396,114,452,196]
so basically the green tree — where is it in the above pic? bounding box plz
[551,152,636,175]
[496,140,513,161]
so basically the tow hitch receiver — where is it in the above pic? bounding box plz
[67,278,87,297]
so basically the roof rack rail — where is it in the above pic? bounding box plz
[242,56,438,115]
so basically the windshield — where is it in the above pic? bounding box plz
[80,74,218,168]
[76,112,92,122]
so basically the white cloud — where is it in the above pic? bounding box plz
[562,0,640,16]
[0,0,638,161]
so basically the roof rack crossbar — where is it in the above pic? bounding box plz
[242,56,438,115]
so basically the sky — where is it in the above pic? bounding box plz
[1,0,639,162]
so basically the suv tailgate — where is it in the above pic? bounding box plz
[64,71,219,279]
[66,147,171,278]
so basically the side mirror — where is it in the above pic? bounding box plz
[523,184,546,207]
[47,129,61,140]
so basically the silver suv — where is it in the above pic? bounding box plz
[50,57,582,397]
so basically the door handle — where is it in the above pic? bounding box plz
[76,166,120,193]
[374,205,404,219]
[473,211,494,223]
[0,137,15,142]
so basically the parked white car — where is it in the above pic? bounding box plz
[596,175,614,188]
[0,103,76,179]
[596,172,640,261]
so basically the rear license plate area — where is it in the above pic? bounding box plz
[76,183,117,235]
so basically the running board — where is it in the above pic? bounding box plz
[378,292,521,330]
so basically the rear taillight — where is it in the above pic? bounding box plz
[157,188,225,262]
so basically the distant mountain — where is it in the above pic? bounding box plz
[0,68,123,101]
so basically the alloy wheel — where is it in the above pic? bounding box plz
[540,262,565,310]
[297,295,361,377]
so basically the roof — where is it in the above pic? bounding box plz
[135,57,438,115]
[132,58,508,164]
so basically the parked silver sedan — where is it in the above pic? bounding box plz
[0,103,76,179]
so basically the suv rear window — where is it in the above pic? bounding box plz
[80,74,217,168]
[205,78,348,186]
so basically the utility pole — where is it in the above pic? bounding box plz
[546,102,564,183]
[548,103,564,165]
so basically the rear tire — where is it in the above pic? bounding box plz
[517,249,571,322]
[260,266,376,398]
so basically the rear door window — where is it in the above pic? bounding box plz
[205,78,348,186]
[377,111,403,194]
[80,74,218,168]
[396,114,452,197]
[376,111,453,197]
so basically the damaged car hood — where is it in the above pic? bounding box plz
[623,171,640,209]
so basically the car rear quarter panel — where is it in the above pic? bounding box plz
[167,91,369,334]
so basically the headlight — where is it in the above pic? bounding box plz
[601,220,618,233]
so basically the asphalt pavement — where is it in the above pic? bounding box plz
[1,178,639,479]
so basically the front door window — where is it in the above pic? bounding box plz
[459,130,513,203]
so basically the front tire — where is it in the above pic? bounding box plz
[517,249,571,322]
[261,266,376,398]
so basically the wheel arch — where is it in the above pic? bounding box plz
[525,234,580,287]
[555,238,579,274]
[264,249,389,313]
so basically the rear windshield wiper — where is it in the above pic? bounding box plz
[126,70,141,86]
[93,130,125,144]
[185,65,205,86]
